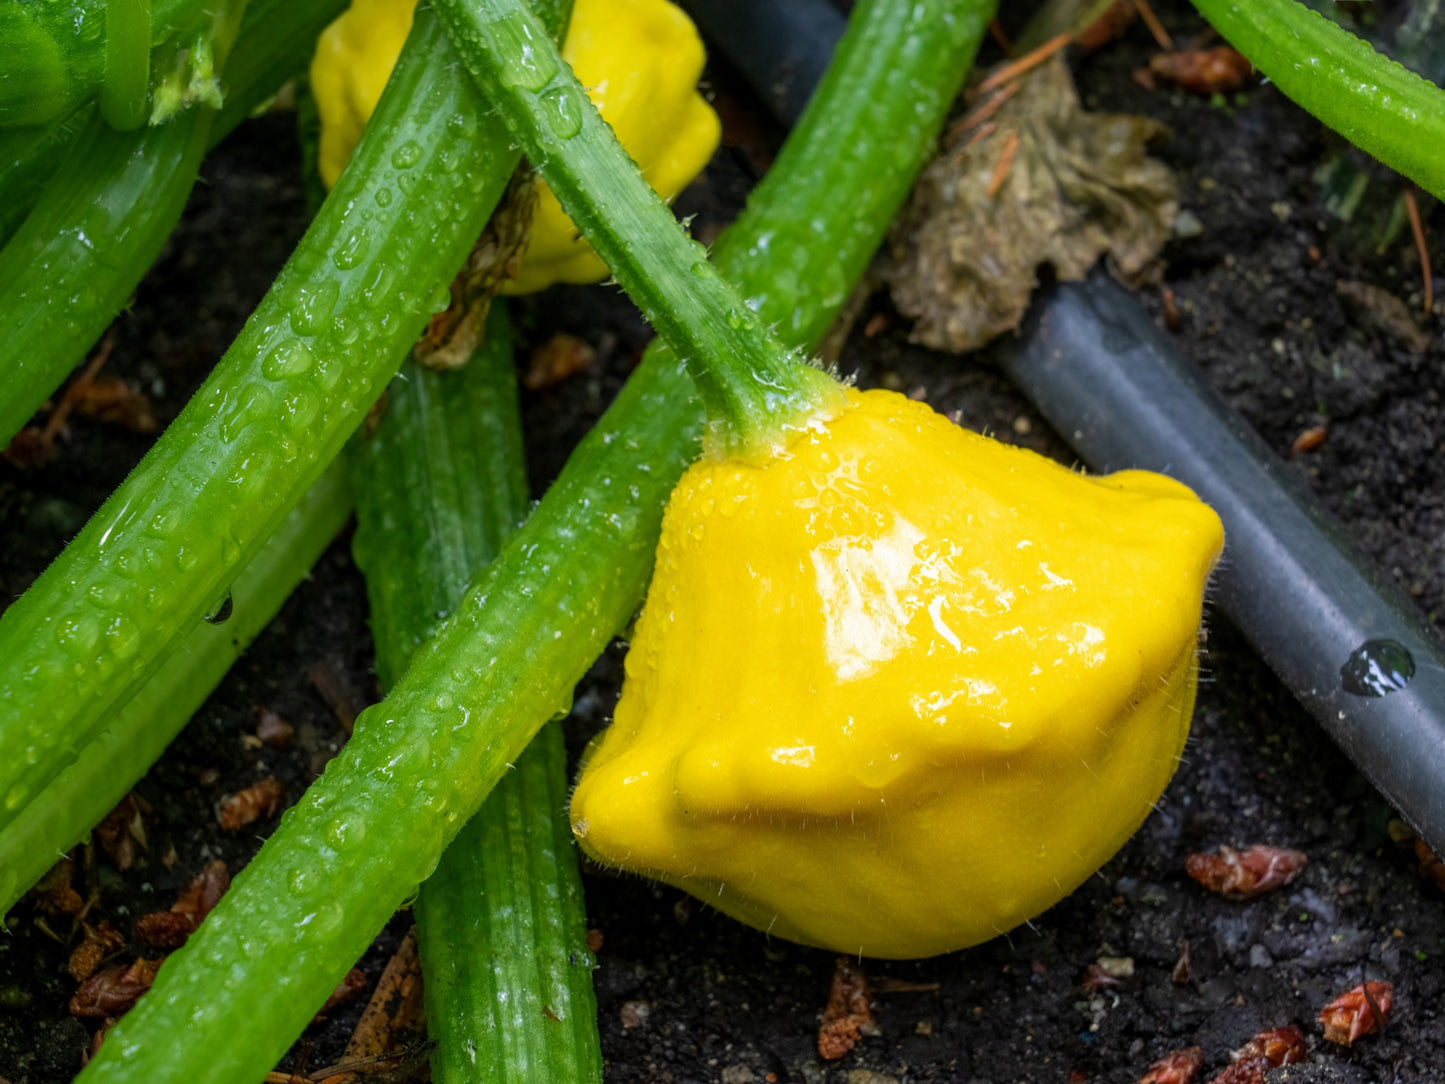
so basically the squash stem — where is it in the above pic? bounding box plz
[432,0,844,458]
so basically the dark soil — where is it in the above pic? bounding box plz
[4,2,1445,1081]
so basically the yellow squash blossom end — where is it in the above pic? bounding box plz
[309,0,721,294]
[570,389,1225,959]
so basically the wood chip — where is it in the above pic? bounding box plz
[525,332,596,390]
[68,920,125,982]
[218,778,284,830]
[1185,844,1307,900]
[818,955,875,1060]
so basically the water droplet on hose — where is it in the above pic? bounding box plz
[1341,638,1415,697]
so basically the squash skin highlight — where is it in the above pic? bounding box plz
[571,388,1224,959]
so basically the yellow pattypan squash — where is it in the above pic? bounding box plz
[309,0,720,294]
[570,388,1224,959]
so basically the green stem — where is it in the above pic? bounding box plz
[101,0,152,129]
[1191,0,1445,201]
[0,7,544,834]
[433,0,841,457]
[0,104,216,449]
[0,0,222,127]
[0,465,352,915]
[352,306,600,1083]
[0,0,347,253]
[75,2,993,1079]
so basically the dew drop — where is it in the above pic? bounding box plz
[490,12,559,90]
[203,590,234,625]
[219,385,275,442]
[391,140,423,170]
[261,341,315,381]
[287,281,340,337]
[332,228,372,270]
[375,186,393,207]
[539,84,585,138]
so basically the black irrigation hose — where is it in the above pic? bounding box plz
[691,0,1445,857]
[1000,277,1445,857]
[678,0,843,125]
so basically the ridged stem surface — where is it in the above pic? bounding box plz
[0,9,529,832]
[433,0,842,457]
[0,0,346,252]
[351,306,600,1083]
[0,465,352,914]
[76,1,994,1079]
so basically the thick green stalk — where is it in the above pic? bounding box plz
[0,0,209,127]
[1191,0,1445,201]
[0,0,248,449]
[76,2,993,1079]
[0,8,542,833]
[0,0,347,253]
[352,307,600,1083]
[101,0,153,130]
[434,0,840,458]
[0,106,215,449]
[0,106,93,247]
[0,465,352,915]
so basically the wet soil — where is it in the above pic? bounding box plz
[4,2,1445,1081]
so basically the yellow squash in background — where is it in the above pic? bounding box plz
[571,389,1224,958]
[310,0,720,293]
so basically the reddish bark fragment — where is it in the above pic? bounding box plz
[1208,1057,1269,1084]
[256,707,295,749]
[307,662,361,733]
[218,778,284,830]
[68,920,125,981]
[70,958,164,1018]
[1185,844,1307,900]
[1082,963,1124,993]
[1320,981,1393,1045]
[1290,425,1328,455]
[1078,0,1137,52]
[313,968,368,1020]
[1148,47,1252,95]
[524,332,596,390]
[135,859,229,947]
[71,376,157,433]
[1171,940,1192,985]
[95,794,149,871]
[30,858,84,916]
[1415,838,1445,893]
[818,955,875,1060]
[1139,1046,1203,1084]
[1232,1024,1307,1065]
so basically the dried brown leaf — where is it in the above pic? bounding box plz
[330,928,425,1084]
[95,794,149,870]
[885,55,1176,352]
[70,957,164,1018]
[135,860,230,947]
